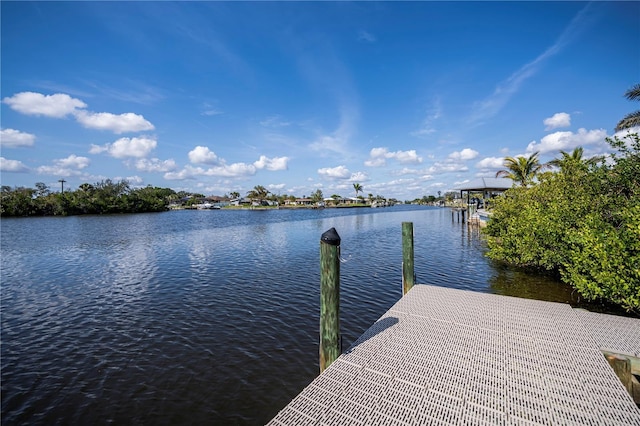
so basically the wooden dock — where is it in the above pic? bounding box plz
[268,284,640,425]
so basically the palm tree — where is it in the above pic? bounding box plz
[311,189,323,203]
[246,185,269,204]
[495,152,544,187]
[616,83,640,131]
[547,147,601,172]
[353,183,363,198]
[229,191,240,199]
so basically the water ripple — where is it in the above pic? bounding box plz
[1,207,598,425]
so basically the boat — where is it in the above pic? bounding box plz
[196,203,221,210]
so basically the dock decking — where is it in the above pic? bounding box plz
[268,284,640,425]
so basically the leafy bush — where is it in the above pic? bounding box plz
[485,134,640,313]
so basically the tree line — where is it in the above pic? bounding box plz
[0,180,184,216]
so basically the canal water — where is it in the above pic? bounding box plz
[0,206,614,425]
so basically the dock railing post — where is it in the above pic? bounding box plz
[319,227,341,373]
[402,222,415,295]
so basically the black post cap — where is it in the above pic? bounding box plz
[320,227,341,246]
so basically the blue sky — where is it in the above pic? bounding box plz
[1,1,638,200]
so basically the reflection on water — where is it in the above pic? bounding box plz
[0,206,634,425]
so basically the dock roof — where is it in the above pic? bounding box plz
[455,177,513,192]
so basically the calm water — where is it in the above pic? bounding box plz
[0,206,616,425]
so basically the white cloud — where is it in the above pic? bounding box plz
[317,166,368,183]
[364,147,388,167]
[253,155,289,171]
[544,112,571,130]
[348,171,369,182]
[476,157,505,169]
[526,128,607,154]
[90,136,157,159]
[171,152,287,181]
[202,109,223,116]
[124,175,144,186]
[36,155,90,176]
[205,163,256,177]
[74,110,154,134]
[394,150,423,164]
[448,148,479,161]
[133,158,177,172]
[165,162,259,180]
[125,175,144,186]
[0,157,29,172]
[0,128,36,148]
[268,183,286,191]
[365,147,423,167]
[189,146,220,165]
[613,126,640,139]
[56,154,90,169]
[2,92,86,117]
[2,91,154,135]
[318,165,351,179]
[164,166,200,181]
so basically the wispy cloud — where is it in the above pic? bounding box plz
[411,97,442,138]
[309,104,358,157]
[82,79,166,105]
[357,30,376,43]
[260,115,291,128]
[470,3,597,123]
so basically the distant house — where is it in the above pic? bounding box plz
[230,197,252,206]
[295,198,314,206]
[205,195,231,207]
[324,197,339,206]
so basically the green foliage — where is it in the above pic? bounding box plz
[310,189,324,203]
[246,185,269,202]
[485,134,640,313]
[353,183,363,197]
[0,180,177,217]
[495,151,545,187]
[616,83,640,131]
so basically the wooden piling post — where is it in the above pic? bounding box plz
[320,227,341,373]
[402,222,415,295]
[605,353,634,396]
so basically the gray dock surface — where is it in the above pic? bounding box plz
[268,284,640,425]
